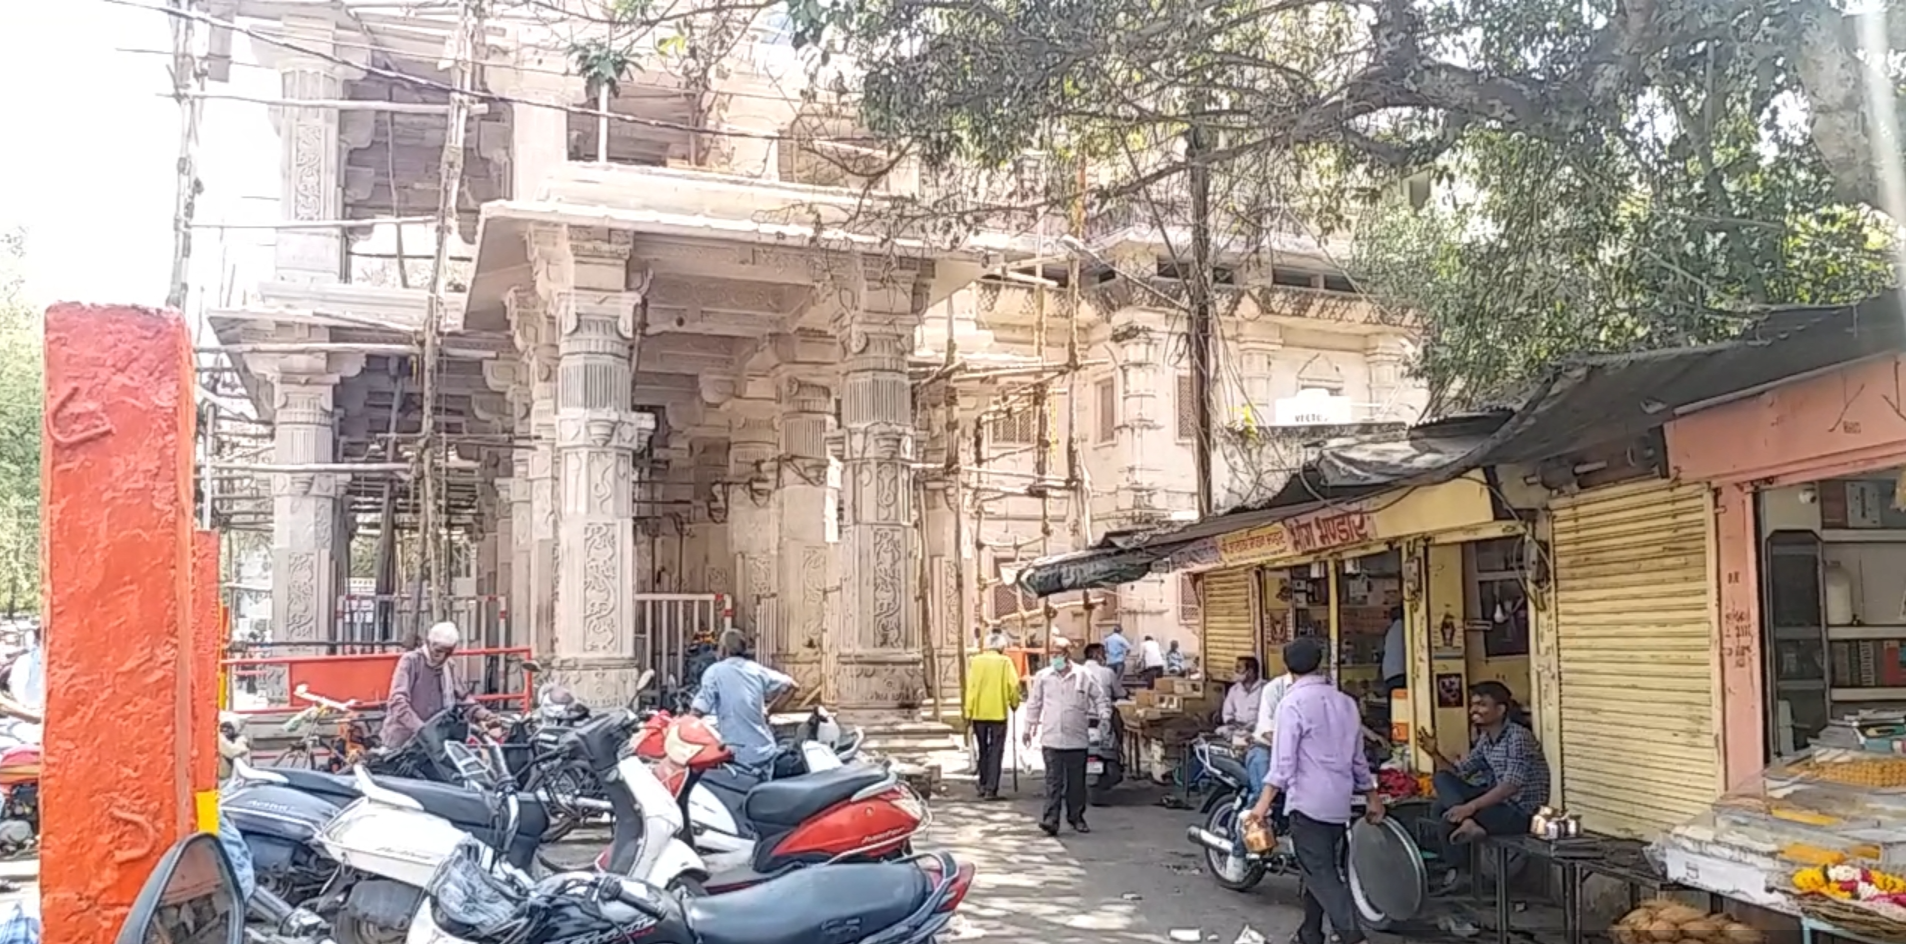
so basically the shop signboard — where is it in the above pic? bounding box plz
[1214,475,1499,569]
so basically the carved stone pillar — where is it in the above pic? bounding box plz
[833,278,930,720]
[255,332,363,645]
[1366,334,1407,422]
[775,375,834,695]
[256,15,364,285]
[508,287,560,660]
[726,402,778,643]
[534,225,653,706]
[1110,311,1166,530]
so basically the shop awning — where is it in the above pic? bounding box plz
[1016,296,1906,598]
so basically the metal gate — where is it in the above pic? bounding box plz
[1201,567,1258,675]
[1551,479,1720,837]
[636,593,734,686]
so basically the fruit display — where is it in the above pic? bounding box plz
[1609,900,1764,944]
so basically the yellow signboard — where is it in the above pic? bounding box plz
[1216,474,1498,569]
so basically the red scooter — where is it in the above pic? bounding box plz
[598,712,928,892]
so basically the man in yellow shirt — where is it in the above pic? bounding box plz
[964,633,1022,800]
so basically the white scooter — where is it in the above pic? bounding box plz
[315,707,706,944]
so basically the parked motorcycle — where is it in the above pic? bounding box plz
[1181,736,1401,931]
[0,739,37,857]
[221,704,553,910]
[1086,718,1122,804]
[319,708,703,944]
[428,839,972,944]
[610,712,928,892]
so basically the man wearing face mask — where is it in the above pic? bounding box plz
[381,622,493,750]
[1023,637,1111,835]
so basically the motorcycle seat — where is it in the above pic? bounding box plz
[743,765,891,827]
[377,777,501,830]
[259,767,362,804]
[685,863,931,944]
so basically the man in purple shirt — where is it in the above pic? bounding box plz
[1246,637,1385,944]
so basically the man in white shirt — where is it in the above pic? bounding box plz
[1219,655,1265,734]
[1139,635,1167,686]
[1381,605,1408,698]
[1243,661,1296,803]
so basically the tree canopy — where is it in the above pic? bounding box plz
[781,0,1906,404]
[0,232,40,614]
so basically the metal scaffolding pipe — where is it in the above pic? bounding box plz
[200,342,417,356]
[207,462,412,473]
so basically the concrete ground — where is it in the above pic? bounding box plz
[926,784,1312,944]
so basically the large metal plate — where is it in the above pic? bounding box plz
[1347,816,1426,922]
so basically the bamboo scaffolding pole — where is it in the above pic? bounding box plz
[1068,155,1096,635]
[416,0,484,626]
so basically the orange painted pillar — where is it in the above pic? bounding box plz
[42,304,197,942]
[192,529,221,826]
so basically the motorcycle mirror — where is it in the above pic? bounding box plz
[636,668,656,692]
[112,833,245,944]
[518,658,543,674]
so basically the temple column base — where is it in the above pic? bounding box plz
[545,656,647,709]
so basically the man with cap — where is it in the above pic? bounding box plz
[963,632,1023,800]
[1022,637,1112,835]
[381,621,494,750]
[1246,636,1385,944]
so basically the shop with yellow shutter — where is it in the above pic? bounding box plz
[1187,471,1529,764]
[1543,477,1721,838]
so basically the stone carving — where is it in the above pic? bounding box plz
[580,522,618,652]
[289,119,328,221]
[870,526,905,648]
[282,551,320,642]
[875,463,899,520]
[707,566,731,596]
[799,547,828,647]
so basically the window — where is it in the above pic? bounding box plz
[990,410,1036,445]
[1179,573,1202,624]
[1095,379,1117,443]
[1176,373,1198,441]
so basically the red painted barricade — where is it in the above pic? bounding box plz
[222,645,536,715]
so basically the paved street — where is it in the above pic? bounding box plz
[925,786,1308,944]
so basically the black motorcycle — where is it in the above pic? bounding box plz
[428,837,972,944]
[222,704,566,908]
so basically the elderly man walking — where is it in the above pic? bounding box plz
[1022,637,1111,835]
[963,633,1022,800]
[381,621,492,750]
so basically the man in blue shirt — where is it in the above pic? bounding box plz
[1102,627,1130,680]
[690,629,798,769]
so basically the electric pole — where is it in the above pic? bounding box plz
[1187,122,1216,518]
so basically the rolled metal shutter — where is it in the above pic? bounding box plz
[1201,567,1258,673]
[1551,479,1719,837]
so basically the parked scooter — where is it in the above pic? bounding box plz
[1086,718,1123,803]
[324,708,703,944]
[427,839,973,944]
[611,712,927,892]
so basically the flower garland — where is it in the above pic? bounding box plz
[1795,865,1906,911]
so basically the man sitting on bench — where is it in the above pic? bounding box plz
[1418,681,1550,844]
